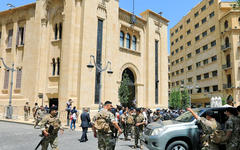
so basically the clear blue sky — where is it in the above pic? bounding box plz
[0,0,230,53]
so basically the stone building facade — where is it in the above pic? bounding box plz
[0,0,169,117]
[169,0,240,107]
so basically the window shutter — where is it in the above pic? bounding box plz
[3,70,9,89]
[8,30,13,48]
[16,27,20,46]
[22,25,25,45]
[16,69,22,89]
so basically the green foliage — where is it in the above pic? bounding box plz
[169,88,190,109]
[232,0,240,9]
[118,73,132,107]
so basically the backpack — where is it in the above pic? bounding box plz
[94,113,110,133]
[211,130,225,144]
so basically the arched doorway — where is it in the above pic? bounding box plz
[120,68,136,107]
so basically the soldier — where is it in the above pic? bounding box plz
[32,103,39,119]
[134,108,146,149]
[92,101,122,150]
[24,102,30,121]
[120,109,128,140]
[187,108,219,150]
[126,109,135,139]
[39,106,64,150]
[222,107,239,150]
[34,106,45,128]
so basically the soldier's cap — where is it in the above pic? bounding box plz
[156,108,160,111]
[205,110,214,117]
[50,106,58,112]
[136,108,141,112]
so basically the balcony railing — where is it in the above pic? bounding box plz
[222,64,231,70]
[221,44,231,52]
[223,84,232,89]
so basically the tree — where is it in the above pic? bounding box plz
[232,0,240,9]
[169,88,190,109]
[118,73,132,107]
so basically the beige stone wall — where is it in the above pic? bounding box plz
[0,0,169,118]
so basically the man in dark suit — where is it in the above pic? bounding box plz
[80,108,91,142]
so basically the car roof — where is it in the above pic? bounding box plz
[194,107,230,112]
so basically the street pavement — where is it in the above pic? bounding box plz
[0,121,148,150]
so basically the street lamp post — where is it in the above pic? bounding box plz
[0,58,16,119]
[181,85,199,108]
[87,55,113,111]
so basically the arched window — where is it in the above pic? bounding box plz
[132,35,137,50]
[120,31,124,47]
[225,37,229,48]
[52,58,56,76]
[57,57,60,75]
[126,33,131,49]
[54,24,58,40]
[224,20,228,29]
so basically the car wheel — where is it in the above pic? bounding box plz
[166,140,189,150]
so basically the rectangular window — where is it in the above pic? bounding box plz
[213,85,218,91]
[181,68,184,73]
[187,41,191,46]
[17,27,25,46]
[196,48,201,54]
[201,5,206,12]
[180,46,183,50]
[202,31,207,37]
[194,12,199,17]
[3,70,9,89]
[0,31,2,43]
[171,52,174,56]
[197,75,201,80]
[187,19,191,24]
[176,81,179,85]
[195,35,200,41]
[7,29,13,48]
[209,0,214,5]
[171,62,174,66]
[204,87,210,92]
[181,80,184,84]
[187,53,192,58]
[188,77,192,83]
[210,25,215,32]
[188,65,192,71]
[171,42,174,46]
[195,23,199,29]
[176,59,179,64]
[187,29,191,35]
[16,69,22,89]
[176,70,179,75]
[175,38,179,43]
[171,32,174,37]
[209,11,215,18]
[212,70,218,77]
[155,40,159,104]
[175,49,179,53]
[172,72,175,76]
[203,44,208,51]
[204,73,209,79]
[211,55,217,62]
[175,29,178,33]
[94,19,104,104]
[197,88,202,93]
[202,17,207,24]
[211,40,216,47]
[180,57,184,62]
[203,59,209,65]
[172,83,175,87]
[196,62,201,68]
[180,35,183,39]
[180,25,183,30]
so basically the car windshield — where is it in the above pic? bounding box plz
[175,109,203,122]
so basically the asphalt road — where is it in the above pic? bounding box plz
[0,121,148,150]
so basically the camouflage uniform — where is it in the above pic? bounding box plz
[126,113,134,139]
[197,117,219,150]
[94,109,116,150]
[134,113,145,148]
[34,108,45,128]
[224,115,240,150]
[121,113,128,140]
[24,104,30,121]
[39,114,63,150]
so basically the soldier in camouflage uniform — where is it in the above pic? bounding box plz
[120,110,128,140]
[126,109,134,139]
[134,108,146,149]
[187,108,219,150]
[39,106,64,150]
[34,106,45,128]
[222,107,240,150]
[92,101,122,150]
[24,102,30,121]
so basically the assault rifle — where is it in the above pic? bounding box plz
[35,125,54,150]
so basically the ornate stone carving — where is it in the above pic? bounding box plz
[119,11,145,29]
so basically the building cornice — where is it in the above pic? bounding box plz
[0,3,36,16]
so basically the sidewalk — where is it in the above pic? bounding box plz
[0,116,91,132]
